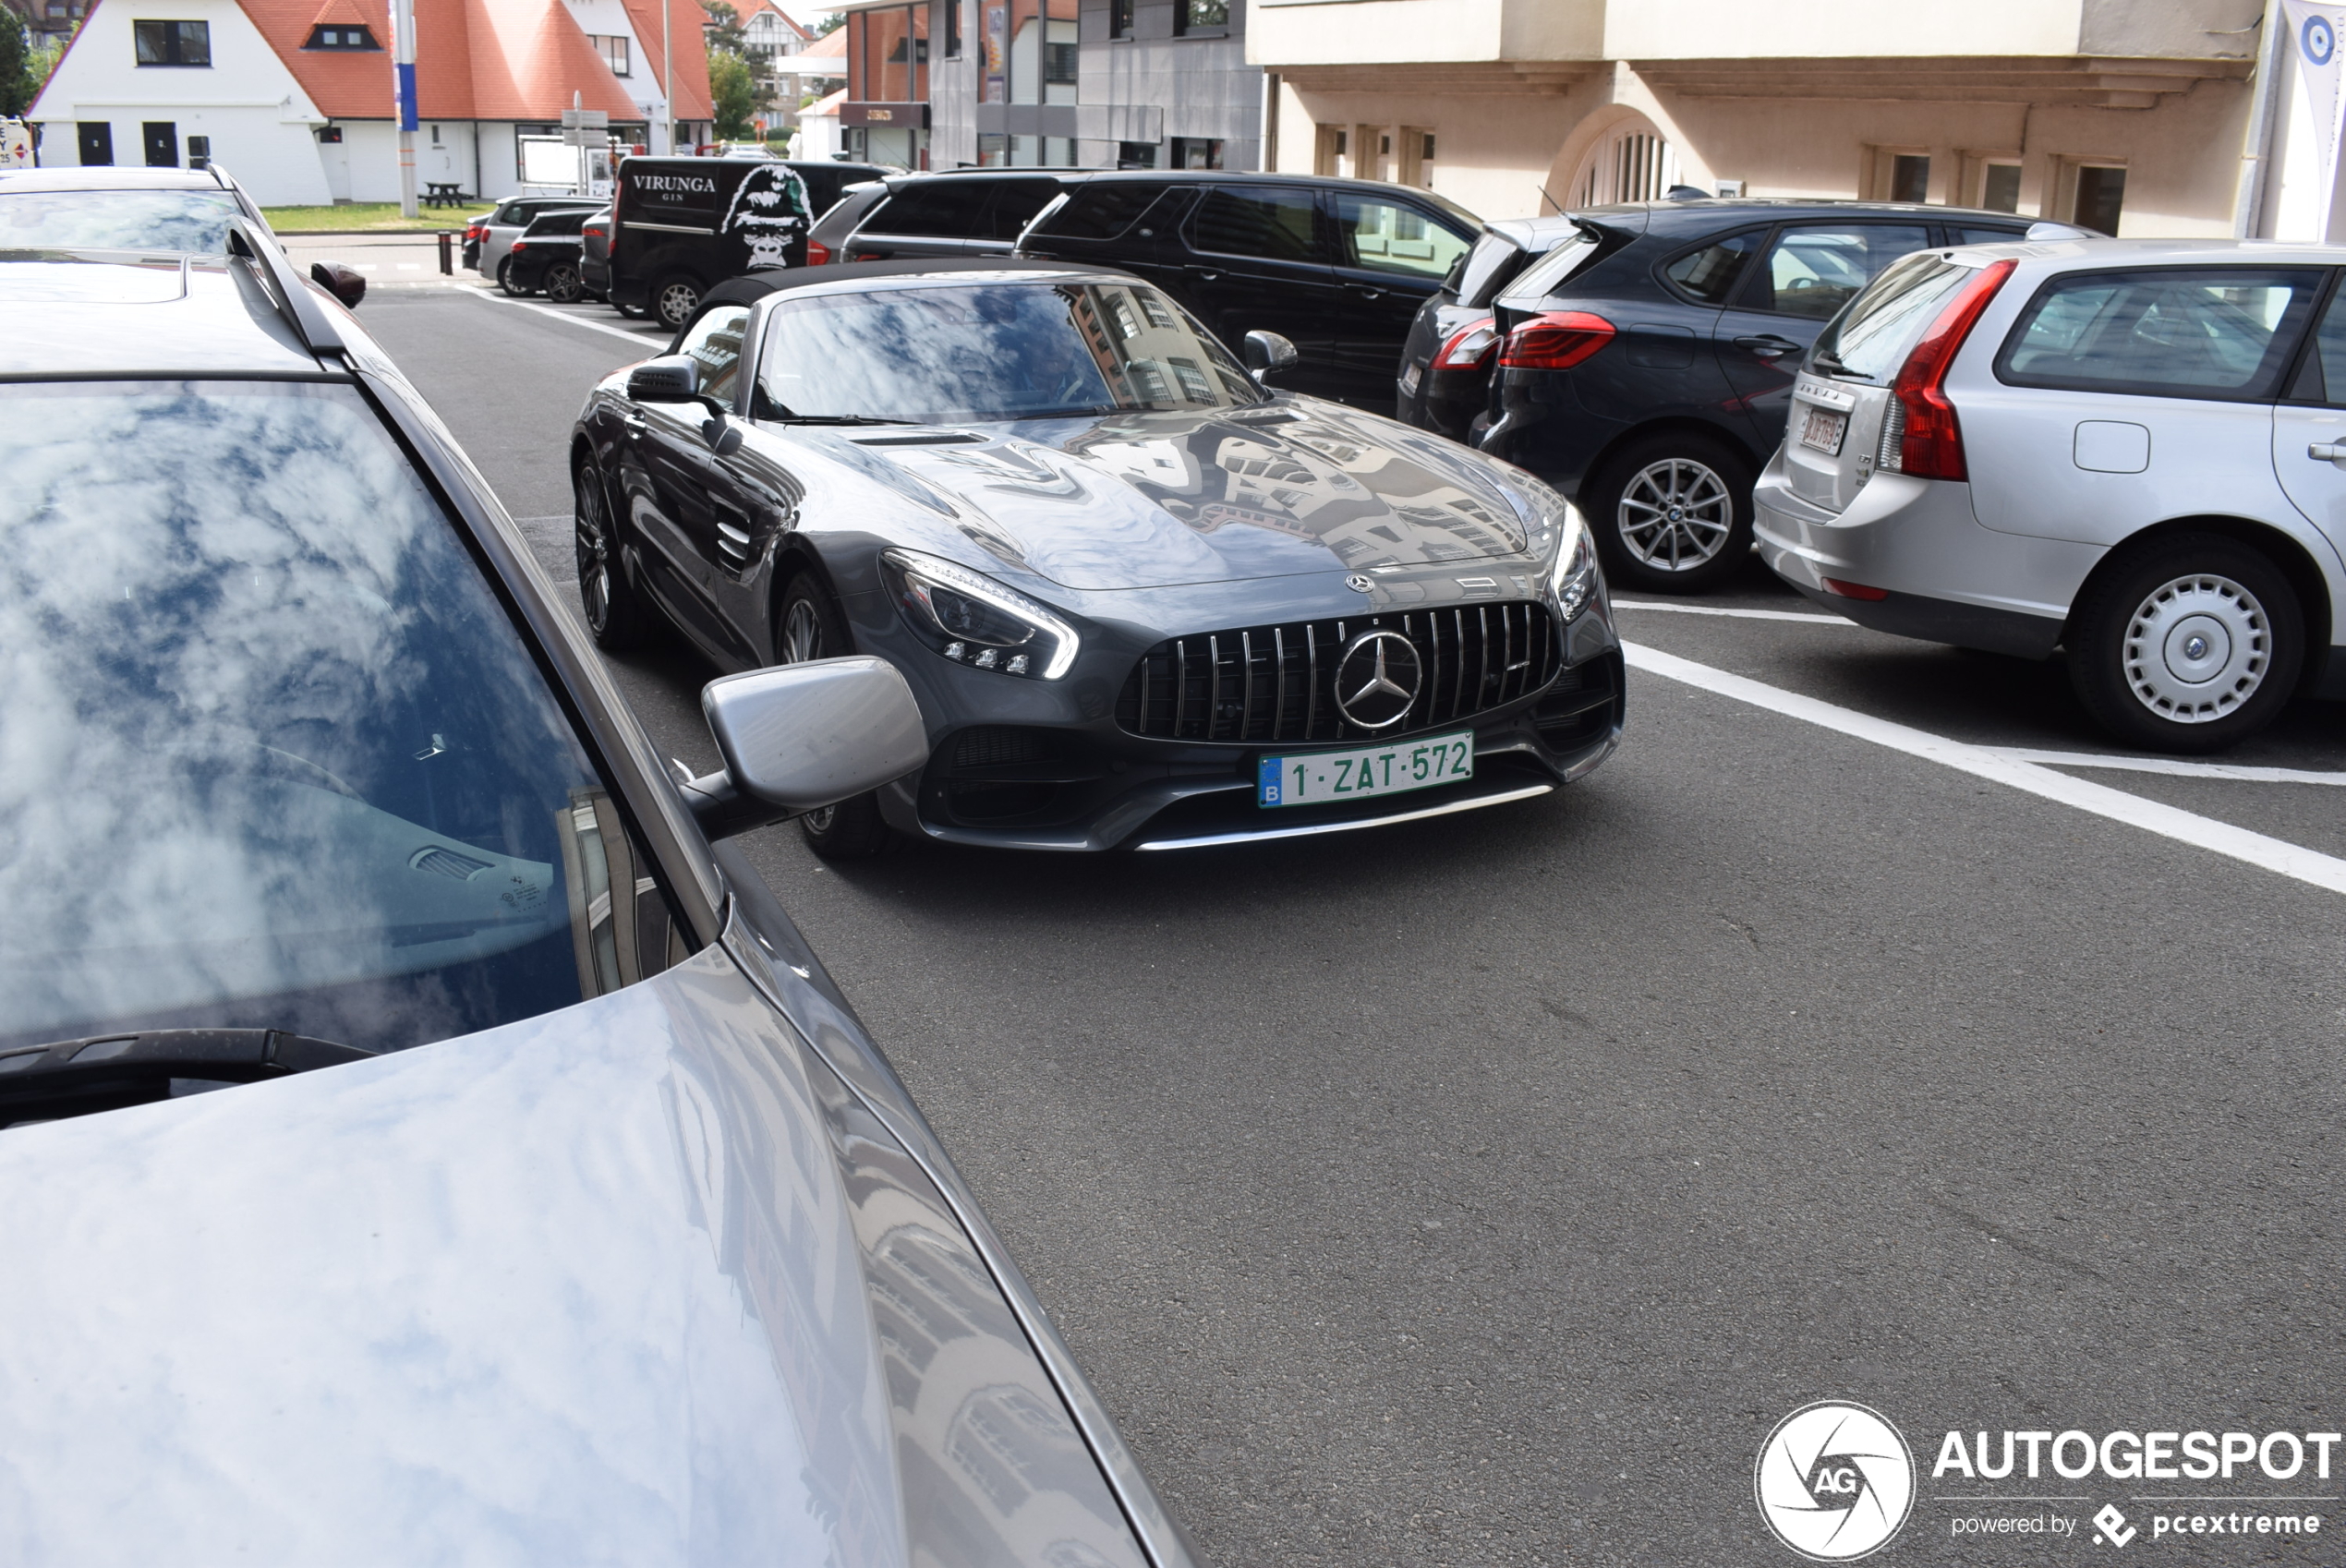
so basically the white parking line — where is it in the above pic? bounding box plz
[466,287,662,346]
[1613,598,1853,625]
[1623,641,2346,898]
[1989,748,2346,787]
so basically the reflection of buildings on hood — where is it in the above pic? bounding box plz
[720,164,811,270]
[1199,427,1523,568]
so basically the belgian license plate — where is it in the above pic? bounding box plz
[1798,404,1848,455]
[1258,730,1473,808]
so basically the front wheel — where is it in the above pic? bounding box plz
[653,273,703,332]
[1584,433,1755,594]
[2067,535,2304,754]
[777,577,901,860]
[574,455,653,650]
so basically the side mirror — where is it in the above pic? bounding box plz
[680,657,929,839]
[1243,329,1299,382]
[627,355,701,402]
[309,259,366,308]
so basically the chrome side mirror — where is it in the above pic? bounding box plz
[627,355,744,455]
[1243,329,1299,382]
[680,657,929,839]
[309,259,366,308]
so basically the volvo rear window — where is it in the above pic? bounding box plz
[1993,267,2323,402]
[1809,251,1972,382]
[0,380,683,1066]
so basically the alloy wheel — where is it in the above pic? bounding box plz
[657,282,699,329]
[1615,457,1735,572]
[546,264,584,304]
[778,594,836,832]
[2122,573,2269,724]
[574,471,611,633]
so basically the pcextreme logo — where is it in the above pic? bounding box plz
[1755,1402,1917,1561]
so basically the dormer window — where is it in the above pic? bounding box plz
[305,23,380,47]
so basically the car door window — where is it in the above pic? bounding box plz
[1952,225,2027,246]
[678,304,753,404]
[1996,267,2323,401]
[1190,186,1322,262]
[1333,194,1471,280]
[864,180,993,237]
[2293,281,2346,403]
[1745,225,1930,320]
[985,178,1065,239]
[1662,229,1764,305]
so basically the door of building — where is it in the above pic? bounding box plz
[77,122,113,165]
[142,122,179,168]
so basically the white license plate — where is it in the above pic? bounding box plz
[1798,404,1848,455]
[1400,361,1423,396]
[1258,730,1473,808]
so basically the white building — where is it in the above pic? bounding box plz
[30,0,714,205]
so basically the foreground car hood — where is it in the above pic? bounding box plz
[872,397,1533,590]
[0,947,1144,1567]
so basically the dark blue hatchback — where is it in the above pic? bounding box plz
[1476,199,2039,592]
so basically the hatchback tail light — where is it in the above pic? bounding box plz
[805,238,830,265]
[1496,310,1615,371]
[1434,315,1499,370]
[510,240,528,253]
[1879,258,2016,482]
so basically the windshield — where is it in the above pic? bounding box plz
[1494,225,1602,306]
[0,189,242,251]
[1808,252,1974,381]
[0,381,664,1061]
[755,281,1264,423]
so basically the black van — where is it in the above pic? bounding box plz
[1016,172,1481,408]
[606,157,818,331]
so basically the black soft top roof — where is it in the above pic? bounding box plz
[669,257,1132,346]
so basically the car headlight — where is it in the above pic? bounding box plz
[879,548,1080,680]
[1548,503,1597,621]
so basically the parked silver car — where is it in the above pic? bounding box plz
[1758,237,2346,751]
[474,194,603,292]
[0,230,1194,1566]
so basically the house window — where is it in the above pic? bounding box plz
[1174,0,1227,33]
[1980,163,2022,212]
[589,34,630,75]
[944,0,961,57]
[305,24,381,47]
[1108,0,1132,36]
[1890,153,1929,204]
[1170,136,1221,170]
[1117,139,1155,168]
[2074,164,2126,235]
[133,19,211,66]
[1045,37,1075,86]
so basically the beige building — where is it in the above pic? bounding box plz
[1249,0,2267,231]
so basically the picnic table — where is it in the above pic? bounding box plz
[423,183,467,208]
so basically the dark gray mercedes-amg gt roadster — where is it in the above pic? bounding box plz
[571,259,1623,855]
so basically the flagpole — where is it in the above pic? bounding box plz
[393,0,418,216]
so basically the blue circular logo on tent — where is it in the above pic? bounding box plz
[2305,15,2336,66]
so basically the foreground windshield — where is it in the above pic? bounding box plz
[0,189,241,251]
[0,382,651,1059]
[755,281,1264,422]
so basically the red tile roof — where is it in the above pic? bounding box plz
[622,0,712,120]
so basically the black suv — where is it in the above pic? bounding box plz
[502,208,591,301]
[1476,199,2036,591]
[1018,172,1481,408]
[838,169,1077,263]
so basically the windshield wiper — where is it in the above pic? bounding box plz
[1808,348,1850,376]
[766,414,911,427]
[0,1027,377,1127]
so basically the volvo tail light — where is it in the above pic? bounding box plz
[1496,310,1615,371]
[1435,315,1499,370]
[1880,258,2016,482]
[805,238,831,265]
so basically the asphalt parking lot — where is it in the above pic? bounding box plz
[345,259,2346,1566]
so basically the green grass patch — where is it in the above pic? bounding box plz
[260,202,485,233]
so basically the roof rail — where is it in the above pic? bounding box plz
[227,215,347,357]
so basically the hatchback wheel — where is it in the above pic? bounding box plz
[1586,433,1755,594]
[2068,535,2304,754]
[496,256,526,297]
[777,577,901,859]
[544,262,586,304]
[574,455,652,650]
[654,274,702,331]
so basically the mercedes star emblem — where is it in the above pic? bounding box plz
[1333,629,1421,730]
[1346,573,1375,594]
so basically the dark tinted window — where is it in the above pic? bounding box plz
[1663,229,1761,304]
[1745,224,1929,320]
[524,210,588,237]
[1995,267,2321,401]
[864,179,995,236]
[1191,186,1321,263]
[986,178,1065,239]
[0,381,680,1062]
[756,281,1263,420]
[1952,225,2026,246]
[1033,182,1160,240]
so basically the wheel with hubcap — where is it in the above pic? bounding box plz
[496,256,526,297]
[543,262,586,304]
[653,273,703,331]
[776,576,901,859]
[2068,534,2303,753]
[1583,432,1756,594]
[574,454,653,650]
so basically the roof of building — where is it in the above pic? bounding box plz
[794,27,843,61]
[47,0,709,125]
[706,0,811,38]
[804,85,844,116]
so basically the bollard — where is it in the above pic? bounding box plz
[438,231,453,275]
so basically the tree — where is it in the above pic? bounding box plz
[699,0,746,55]
[707,48,757,140]
[1,13,42,118]
[812,11,842,35]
